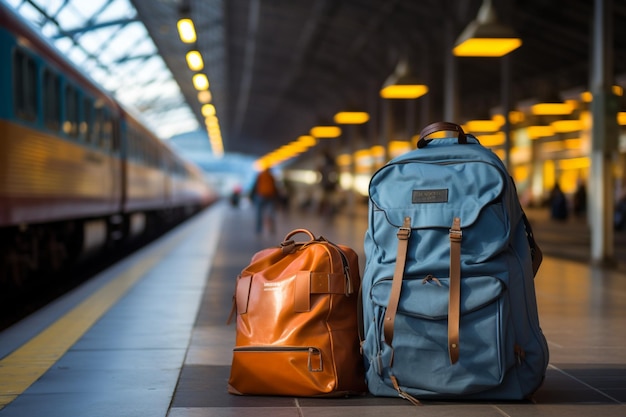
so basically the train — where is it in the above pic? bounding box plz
[0,3,217,287]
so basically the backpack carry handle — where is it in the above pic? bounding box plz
[417,121,468,148]
[281,229,316,254]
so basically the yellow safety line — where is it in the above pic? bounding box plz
[0,235,183,409]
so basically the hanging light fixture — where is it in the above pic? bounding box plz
[333,110,370,124]
[453,0,522,57]
[177,18,197,43]
[310,125,342,138]
[185,50,204,71]
[192,73,209,90]
[379,58,428,99]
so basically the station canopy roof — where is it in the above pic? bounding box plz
[6,0,626,162]
[6,0,199,140]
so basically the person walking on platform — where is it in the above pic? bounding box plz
[317,151,339,217]
[251,167,279,235]
[550,183,568,221]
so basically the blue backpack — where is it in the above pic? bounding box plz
[361,122,548,404]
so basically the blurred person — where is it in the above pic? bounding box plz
[251,167,279,235]
[230,184,242,208]
[550,183,568,221]
[317,151,339,216]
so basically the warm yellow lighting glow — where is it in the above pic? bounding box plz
[296,135,317,147]
[551,119,583,133]
[564,138,583,150]
[527,125,554,139]
[509,111,525,124]
[336,154,352,167]
[558,157,590,170]
[531,102,574,115]
[477,132,505,147]
[310,126,341,138]
[177,19,197,43]
[581,86,622,103]
[334,111,370,124]
[380,84,428,99]
[618,112,626,125]
[493,149,506,160]
[284,169,320,185]
[192,73,209,90]
[185,50,204,71]
[464,119,502,132]
[197,90,212,103]
[202,104,216,117]
[541,141,565,153]
[453,38,521,57]
[370,145,386,158]
[388,141,411,158]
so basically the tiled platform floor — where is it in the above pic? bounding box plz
[0,200,624,417]
[170,201,626,416]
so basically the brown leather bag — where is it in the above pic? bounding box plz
[228,229,366,397]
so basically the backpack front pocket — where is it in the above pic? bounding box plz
[368,275,515,396]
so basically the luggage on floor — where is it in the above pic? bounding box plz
[228,228,366,397]
[361,121,548,404]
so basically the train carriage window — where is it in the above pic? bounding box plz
[91,105,103,147]
[13,50,37,121]
[63,84,79,138]
[80,97,93,143]
[128,127,136,161]
[101,108,112,152]
[111,115,120,156]
[43,69,61,131]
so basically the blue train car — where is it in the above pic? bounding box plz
[0,3,215,286]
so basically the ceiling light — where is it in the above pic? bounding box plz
[197,90,212,104]
[476,132,505,147]
[202,104,216,117]
[380,59,428,99]
[310,125,342,138]
[551,119,583,133]
[526,125,554,139]
[333,111,370,124]
[464,119,502,132]
[453,0,521,57]
[177,18,197,43]
[185,50,204,71]
[192,73,209,90]
[531,101,574,116]
[296,135,317,147]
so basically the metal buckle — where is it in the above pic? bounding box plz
[449,228,462,241]
[397,226,411,239]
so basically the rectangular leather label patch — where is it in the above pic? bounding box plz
[412,189,448,203]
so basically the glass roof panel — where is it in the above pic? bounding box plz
[6,0,199,140]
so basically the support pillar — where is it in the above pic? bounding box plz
[589,0,619,265]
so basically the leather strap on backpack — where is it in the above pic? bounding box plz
[384,216,462,366]
[448,217,462,365]
[383,216,411,347]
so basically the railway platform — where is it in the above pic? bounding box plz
[0,199,625,417]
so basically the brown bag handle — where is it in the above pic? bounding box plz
[283,228,315,242]
[417,121,468,148]
[281,229,315,254]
